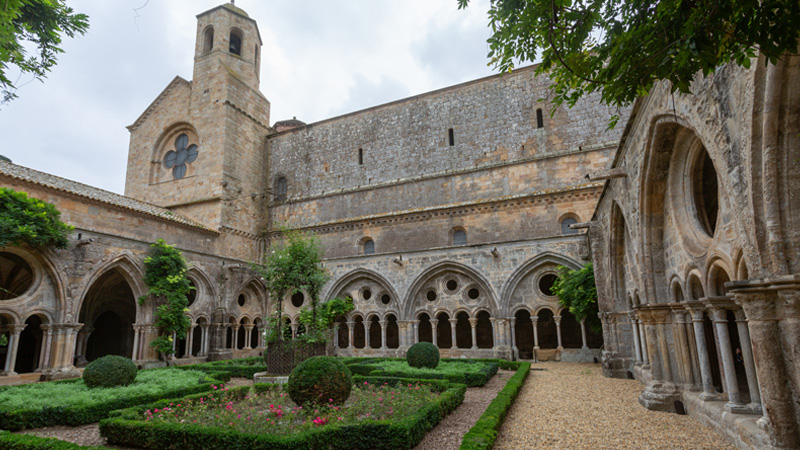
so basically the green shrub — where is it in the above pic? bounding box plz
[0,431,110,449]
[83,356,138,389]
[286,356,352,406]
[406,342,440,369]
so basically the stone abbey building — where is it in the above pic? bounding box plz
[1,3,797,449]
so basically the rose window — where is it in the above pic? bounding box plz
[163,134,199,179]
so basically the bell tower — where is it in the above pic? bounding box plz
[124,2,270,239]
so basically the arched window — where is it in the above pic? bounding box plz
[453,229,467,246]
[229,29,243,55]
[363,239,375,255]
[274,176,287,202]
[203,26,214,53]
[561,216,579,234]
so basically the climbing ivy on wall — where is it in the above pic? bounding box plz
[0,187,73,249]
[253,229,330,341]
[140,239,192,357]
[552,262,602,333]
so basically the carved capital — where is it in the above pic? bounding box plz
[468,318,478,327]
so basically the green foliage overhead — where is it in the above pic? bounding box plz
[296,296,354,343]
[141,239,192,357]
[286,356,352,406]
[552,262,601,333]
[0,187,73,249]
[458,0,800,127]
[0,0,89,104]
[253,229,330,339]
[82,355,138,389]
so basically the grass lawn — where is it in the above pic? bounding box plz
[0,368,209,411]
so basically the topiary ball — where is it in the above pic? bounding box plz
[83,355,138,389]
[407,341,440,369]
[287,356,352,406]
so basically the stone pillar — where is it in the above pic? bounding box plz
[365,321,372,349]
[628,312,642,363]
[380,320,387,350]
[244,325,254,349]
[74,326,93,366]
[580,319,589,350]
[489,318,497,348]
[509,317,517,356]
[653,308,674,383]
[131,325,141,361]
[201,325,209,356]
[430,319,438,347]
[734,309,762,413]
[670,306,693,386]
[707,306,745,411]
[2,324,24,375]
[731,289,799,448]
[531,316,539,351]
[468,318,478,350]
[184,326,194,357]
[449,319,457,348]
[638,319,649,364]
[554,315,563,350]
[289,323,296,341]
[687,302,718,401]
[411,320,419,344]
[347,321,355,349]
[37,324,54,371]
[640,310,663,380]
[333,322,340,349]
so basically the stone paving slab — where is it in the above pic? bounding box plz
[494,362,736,450]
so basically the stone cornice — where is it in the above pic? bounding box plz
[268,183,602,237]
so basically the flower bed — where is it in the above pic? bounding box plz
[99,378,466,450]
[0,368,219,431]
[347,359,498,387]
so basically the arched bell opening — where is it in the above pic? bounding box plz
[560,311,582,349]
[455,311,471,349]
[475,311,493,349]
[15,315,45,373]
[537,309,558,349]
[514,309,534,359]
[418,313,432,343]
[386,314,399,349]
[369,316,381,349]
[77,269,136,363]
[436,312,452,349]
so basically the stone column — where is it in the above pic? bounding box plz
[628,312,642,363]
[380,320,387,350]
[638,319,649,364]
[639,309,663,380]
[489,318,497,348]
[531,316,539,351]
[289,323,296,341]
[37,324,53,371]
[430,319,438,347]
[244,325,254,349]
[732,289,799,448]
[670,306,693,385]
[185,326,194,357]
[333,323,340,348]
[468,318,478,350]
[580,319,589,350]
[131,325,141,361]
[509,317,517,356]
[411,320,419,344]
[2,324,24,375]
[449,319,457,348]
[365,322,372,349]
[347,321,355,349]
[707,306,745,411]
[201,325,209,356]
[554,315,563,350]
[734,309,762,413]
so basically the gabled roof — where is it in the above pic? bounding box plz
[127,76,191,131]
[0,160,215,233]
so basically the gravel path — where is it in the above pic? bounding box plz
[20,424,136,450]
[493,362,736,450]
[413,370,513,450]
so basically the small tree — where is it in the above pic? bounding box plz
[552,262,601,333]
[296,296,354,343]
[253,229,329,341]
[0,187,73,249]
[140,239,192,358]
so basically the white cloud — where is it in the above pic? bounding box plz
[0,0,496,193]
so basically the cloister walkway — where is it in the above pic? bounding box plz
[494,362,735,449]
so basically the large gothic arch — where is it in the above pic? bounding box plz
[500,252,583,317]
[403,261,497,319]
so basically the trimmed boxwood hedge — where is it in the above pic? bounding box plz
[0,372,222,431]
[406,342,439,369]
[176,357,266,379]
[0,431,111,449]
[99,379,466,450]
[349,360,498,387]
[458,362,531,450]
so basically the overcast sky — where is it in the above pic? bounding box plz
[0,0,500,194]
